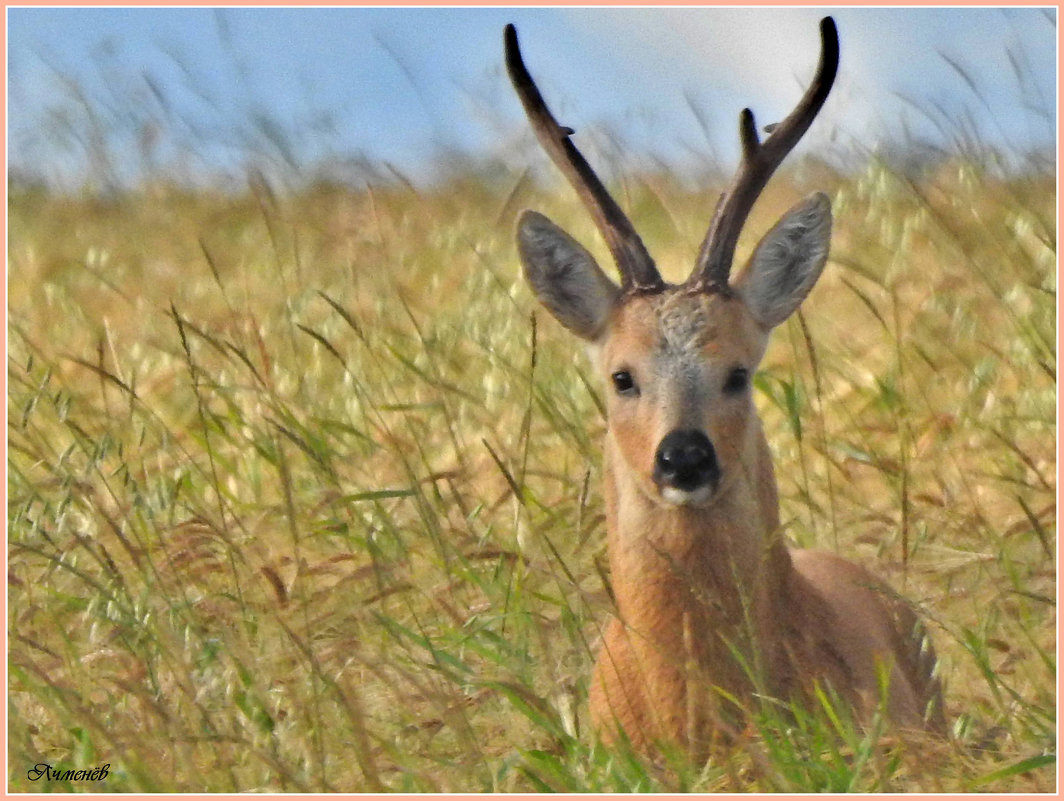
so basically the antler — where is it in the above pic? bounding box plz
[688,16,840,293]
[505,24,664,293]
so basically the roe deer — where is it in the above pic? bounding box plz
[504,17,945,756]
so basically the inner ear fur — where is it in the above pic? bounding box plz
[517,210,621,341]
[733,192,832,329]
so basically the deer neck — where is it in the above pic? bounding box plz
[602,422,795,717]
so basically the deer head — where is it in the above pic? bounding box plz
[506,19,838,510]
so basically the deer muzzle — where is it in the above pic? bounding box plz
[653,429,721,505]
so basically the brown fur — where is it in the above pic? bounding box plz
[583,291,946,757]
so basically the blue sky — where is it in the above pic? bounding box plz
[7,7,1057,186]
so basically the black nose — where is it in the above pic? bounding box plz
[653,429,720,492]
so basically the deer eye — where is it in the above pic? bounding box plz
[611,370,639,397]
[723,366,749,395]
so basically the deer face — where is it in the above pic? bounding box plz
[601,290,766,507]
[517,194,831,508]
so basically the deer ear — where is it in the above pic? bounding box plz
[734,193,832,329]
[517,210,621,341]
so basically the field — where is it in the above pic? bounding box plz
[8,129,1056,791]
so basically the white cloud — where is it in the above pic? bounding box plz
[553,7,1054,163]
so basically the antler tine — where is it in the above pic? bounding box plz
[689,16,839,293]
[505,24,664,293]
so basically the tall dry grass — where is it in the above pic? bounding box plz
[8,148,1054,791]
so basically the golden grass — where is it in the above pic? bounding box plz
[7,154,1055,791]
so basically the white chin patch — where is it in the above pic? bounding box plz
[660,485,714,507]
